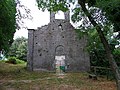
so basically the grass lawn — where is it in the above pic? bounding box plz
[0,62,116,90]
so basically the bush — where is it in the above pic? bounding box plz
[16,59,26,64]
[6,57,17,64]
[5,57,26,64]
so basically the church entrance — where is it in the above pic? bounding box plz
[55,45,65,75]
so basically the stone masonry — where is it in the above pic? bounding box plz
[27,11,90,72]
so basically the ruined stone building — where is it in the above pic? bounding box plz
[27,11,90,72]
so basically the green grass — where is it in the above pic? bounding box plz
[0,62,51,80]
[0,62,116,90]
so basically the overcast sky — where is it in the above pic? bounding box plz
[14,0,50,39]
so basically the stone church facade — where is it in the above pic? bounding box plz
[27,11,90,72]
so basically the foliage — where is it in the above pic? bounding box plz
[86,28,108,67]
[0,0,32,52]
[96,0,120,33]
[5,56,25,64]
[74,23,119,70]
[86,26,120,66]
[87,0,120,28]
[113,48,120,66]
[36,0,69,12]
[0,0,16,51]
[6,57,17,64]
[7,37,27,61]
[86,0,120,38]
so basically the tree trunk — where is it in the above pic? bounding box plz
[78,1,120,90]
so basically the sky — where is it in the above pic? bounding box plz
[14,0,50,39]
[14,0,77,39]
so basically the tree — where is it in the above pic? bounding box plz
[95,0,120,35]
[36,0,120,89]
[0,0,32,52]
[78,1,120,89]
[87,27,119,75]
[7,37,27,61]
[0,0,16,51]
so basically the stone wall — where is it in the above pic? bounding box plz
[27,11,90,72]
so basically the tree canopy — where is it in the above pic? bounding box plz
[7,37,27,61]
[93,0,120,33]
[0,0,16,51]
[0,0,32,52]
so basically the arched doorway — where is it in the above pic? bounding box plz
[55,45,65,74]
